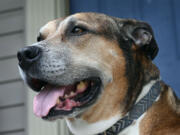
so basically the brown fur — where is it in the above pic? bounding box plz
[39,20,57,39]
[140,82,180,135]
[80,39,128,122]
[37,12,180,134]
[39,14,129,122]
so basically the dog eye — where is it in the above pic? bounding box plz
[71,26,87,35]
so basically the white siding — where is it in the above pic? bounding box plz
[0,33,24,58]
[0,0,26,134]
[0,106,25,132]
[0,58,20,82]
[1,132,25,135]
[0,81,24,107]
[0,10,24,35]
[0,0,23,12]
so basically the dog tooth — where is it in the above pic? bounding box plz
[77,81,87,92]
[65,94,68,98]
[56,98,61,104]
[70,91,75,96]
[41,86,45,90]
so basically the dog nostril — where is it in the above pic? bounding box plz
[24,48,39,60]
[17,46,42,70]
[19,46,41,61]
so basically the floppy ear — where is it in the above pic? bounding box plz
[121,20,159,60]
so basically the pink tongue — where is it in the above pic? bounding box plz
[33,86,65,117]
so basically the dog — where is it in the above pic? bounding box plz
[17,12,180,135]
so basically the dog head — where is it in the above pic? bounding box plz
[17,12,159,121]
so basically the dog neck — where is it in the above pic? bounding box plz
[65,79,160,135]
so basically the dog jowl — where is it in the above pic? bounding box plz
[17,12,180,135]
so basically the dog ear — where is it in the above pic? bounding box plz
[120,20,159,60]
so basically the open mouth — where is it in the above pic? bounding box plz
[27,76,101,119]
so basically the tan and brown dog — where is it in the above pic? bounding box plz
[17,12,180,135]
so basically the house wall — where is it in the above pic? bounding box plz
[0,0,70,135]
[0,0,26,135]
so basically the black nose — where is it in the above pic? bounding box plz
[17,46,41,70]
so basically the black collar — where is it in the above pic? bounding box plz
[98,81,161,135]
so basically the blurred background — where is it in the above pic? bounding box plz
[0,0,179,135]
